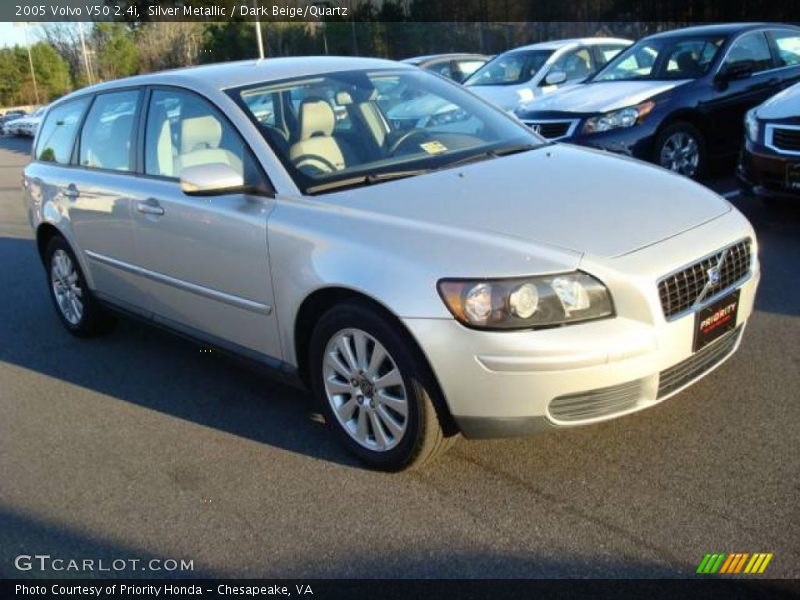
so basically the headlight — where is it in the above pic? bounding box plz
[438,272,613,330]
[582,101,655,134]
[745,108,759,142]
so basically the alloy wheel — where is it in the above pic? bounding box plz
[50,249,83,325]
[322,328,409,451]
[659,131,700,177]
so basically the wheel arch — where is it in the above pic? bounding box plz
[293,286,459,435]
[36,222,64,264]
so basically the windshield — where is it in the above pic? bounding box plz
[465,50,554,86]
[592,36,726,82]
[231,68,544,194]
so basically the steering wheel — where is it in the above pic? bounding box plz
[387,128,431,156]
[294,154,339,175]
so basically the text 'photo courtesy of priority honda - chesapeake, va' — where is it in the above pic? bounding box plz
[0,1,798,598]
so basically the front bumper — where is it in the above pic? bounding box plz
[737,140,800,199]
[404,211,759,438]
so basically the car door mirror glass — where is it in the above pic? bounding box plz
[180,163,247,196]
[544,70,567,85]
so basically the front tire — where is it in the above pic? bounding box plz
[309,301,455,471]
[45,236,115,337]
[654,122,706,180]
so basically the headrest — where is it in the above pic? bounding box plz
[298,100,335,141]
[110,113,134,140]
[335,91,353,106]
[181,115,222,153]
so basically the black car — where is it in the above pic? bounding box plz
[401,53,490,84]
[738,81,800,199]
[515,23,800,179]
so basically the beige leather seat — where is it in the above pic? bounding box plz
[174,114,242,176]
[289,100,346,174]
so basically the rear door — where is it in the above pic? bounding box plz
[31,89,152,313]
[132,86,281,360]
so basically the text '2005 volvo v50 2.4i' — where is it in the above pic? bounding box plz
[23,57,760,470]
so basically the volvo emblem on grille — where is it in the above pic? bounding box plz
[707,266,721,287]
[696,250,729,304]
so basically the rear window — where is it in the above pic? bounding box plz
[79,91,140,172]
[35,98,90,165]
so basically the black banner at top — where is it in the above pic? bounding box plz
[4,0,800,23]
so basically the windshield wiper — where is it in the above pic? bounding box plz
[440,143,541,170]
[305,168,432,194]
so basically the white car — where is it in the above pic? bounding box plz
[465,37,632,111]
[9,106,47,137]
[25,57,758,470]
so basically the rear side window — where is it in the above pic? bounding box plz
[771,30,800,67]
[35,98,90,164]
[79,90,140,172]
[724,32,773,73]
[597,44,627,65]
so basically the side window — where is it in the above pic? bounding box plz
[597,44,627,66]
[35,98,90,164]
[144,89,263,187]
[455,60,486,80]
[550,48,594,82]
[770,30,800,67]
[79,91,139,172]
[724,32,773,73]
[428,61,454,80]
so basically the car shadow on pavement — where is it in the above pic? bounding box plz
[0,236,362,469]
[5,507,800,587]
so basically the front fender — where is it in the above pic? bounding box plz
[267,195,580,365]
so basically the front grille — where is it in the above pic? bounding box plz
[658,239,752,319]
[549,379,642,422]
[770,126,800,153]
[657,327,741,398]
[524,120,576,140]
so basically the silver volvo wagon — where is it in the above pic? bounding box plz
[23,57,759,470]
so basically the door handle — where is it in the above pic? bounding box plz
[63,184,79,199]
[136,199,165,216]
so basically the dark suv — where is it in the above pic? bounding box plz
[516,23,800,179]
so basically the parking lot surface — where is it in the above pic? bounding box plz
[0,135,798,578]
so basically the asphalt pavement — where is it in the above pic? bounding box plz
[0,135,798,579]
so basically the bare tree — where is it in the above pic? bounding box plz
[136,22,204,72]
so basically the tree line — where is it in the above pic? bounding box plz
[1,14,680,107]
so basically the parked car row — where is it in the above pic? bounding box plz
[1,105,47,137]
[404,23,800,193]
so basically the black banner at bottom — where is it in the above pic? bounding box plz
[3,579,799,600]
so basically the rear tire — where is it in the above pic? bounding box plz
[45,235,115,337]
[309,301,455,471]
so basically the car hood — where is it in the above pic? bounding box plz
[330,144,730,259]
[469,84,540,111]
[519,80,690,114]
[756,82,800,120]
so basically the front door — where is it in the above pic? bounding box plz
[132,87,281,360]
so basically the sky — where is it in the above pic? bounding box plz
[0,22,43,48]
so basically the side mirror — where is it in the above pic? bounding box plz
[544,70,567,85]
[180,163,247,196]
[717,60,754,84]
